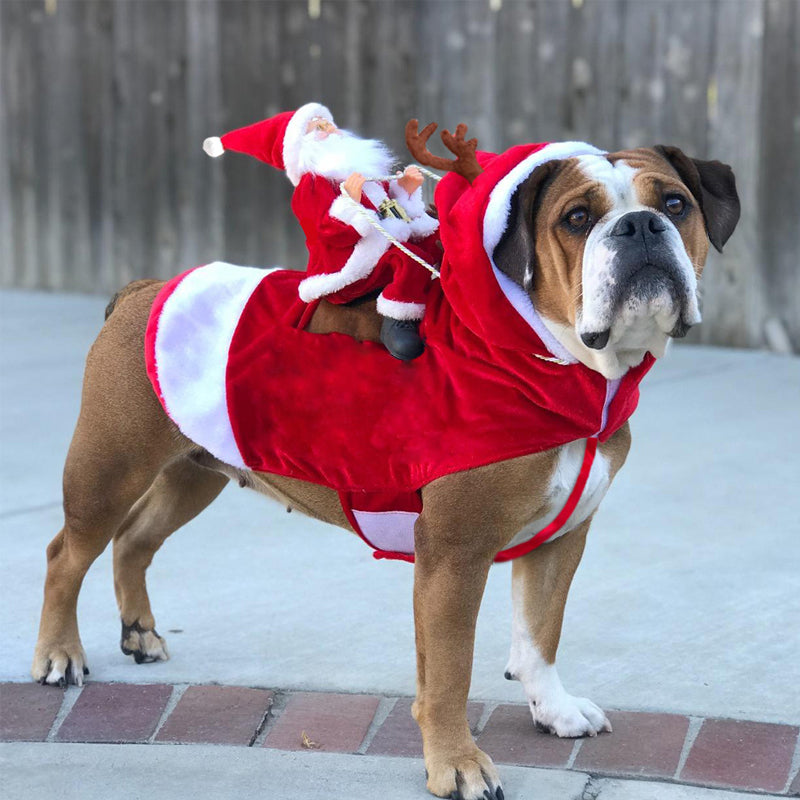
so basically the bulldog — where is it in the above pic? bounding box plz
[31,123,739,800]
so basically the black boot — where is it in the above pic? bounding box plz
[380,317,425,361]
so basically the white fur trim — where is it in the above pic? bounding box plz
[352,509,418,554]
[284,102,333,186]
[376,294,426,320]
[298,225,390,302]
[599,377,622,434]
[483,142,606,363]
[362,181,389,208]
[203,136,224,157]
[407,213,439,239]
[154,262,275,468]
[363,183,413,243]
[329,194,378,237]
[361,181,438,242]
[389,183,426,218]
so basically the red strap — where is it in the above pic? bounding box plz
[344,437,598,565]
[492,437,598,563]
[372,550,416,563]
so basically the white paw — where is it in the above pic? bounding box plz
[529,692,611,738]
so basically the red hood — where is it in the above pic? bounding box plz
[435,142,605,358]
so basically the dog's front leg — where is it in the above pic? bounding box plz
[505,517,611,737]
[412,518,503,800]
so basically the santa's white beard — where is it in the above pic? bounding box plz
[295,130,396,183]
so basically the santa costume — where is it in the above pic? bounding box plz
[203,103,440,357]
[146,138,656,563]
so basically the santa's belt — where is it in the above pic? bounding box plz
[377,198,411,222]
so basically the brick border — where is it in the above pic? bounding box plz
[1,683,797,795]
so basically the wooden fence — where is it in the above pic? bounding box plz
[1,0,798,351]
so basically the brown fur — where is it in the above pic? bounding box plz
[30,278,626,796]
[305,296,383,344]
[32,146,736,800]
[532,150,711,327]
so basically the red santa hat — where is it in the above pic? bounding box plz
[435,141,607,359]
[202,102,335,186]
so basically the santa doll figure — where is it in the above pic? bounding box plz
[203,103,441,360]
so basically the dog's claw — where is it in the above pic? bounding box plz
[83,666,90,675]
[496,788,504,800]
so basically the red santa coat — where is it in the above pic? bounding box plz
[293,172,440,311]
[145,141,655,563]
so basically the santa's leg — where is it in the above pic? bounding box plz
[376,252,430,360]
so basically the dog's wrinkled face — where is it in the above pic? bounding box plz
[494,146,740,378]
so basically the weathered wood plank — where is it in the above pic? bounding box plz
[79,0,115,290]
[701,0,766,349]
[759,0,800,351]
[0,0,795,352]
[0,1,12,286]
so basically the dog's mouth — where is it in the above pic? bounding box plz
[579,262,698,351]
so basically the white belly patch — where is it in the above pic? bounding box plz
[504,440,611,549]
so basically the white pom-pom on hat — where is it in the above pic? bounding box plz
[203,136,224,157]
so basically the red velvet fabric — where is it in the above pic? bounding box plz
[220,112,293,169]
[292,174,439,305]
[147,142,656,523]
[222,268,651,492]
[222,143,654,490]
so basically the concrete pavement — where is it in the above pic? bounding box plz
[1,288,799,798]
[1,288,798,723]
[0,743,789,800]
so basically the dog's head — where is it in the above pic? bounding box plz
[493,146,740,378]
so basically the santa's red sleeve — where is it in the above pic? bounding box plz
[294,173,396,303]
[293,174,378,249]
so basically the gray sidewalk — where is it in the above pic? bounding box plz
[0,742,786,800]
[1,288,799,726]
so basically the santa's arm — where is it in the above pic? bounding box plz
[295,174,379,246]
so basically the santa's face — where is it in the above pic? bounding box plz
[306,117,340,140]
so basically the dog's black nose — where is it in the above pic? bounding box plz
[580,329,611,349]
[611,211,667,239]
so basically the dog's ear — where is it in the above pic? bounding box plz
[654,145,740,253]
[493,161,559,291]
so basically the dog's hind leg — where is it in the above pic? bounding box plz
[32,280,182,686]
[113,456,228,664]
[504,517,612,737]
[31,434,172,687]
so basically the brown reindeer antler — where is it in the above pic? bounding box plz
[405,119,483,183]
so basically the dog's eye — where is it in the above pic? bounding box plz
[664,194,686,216]
[564,207,590,231]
